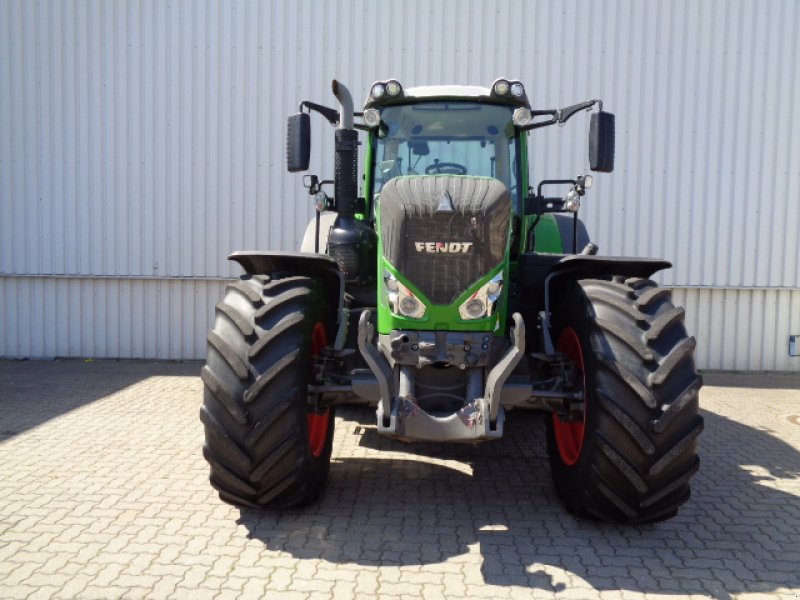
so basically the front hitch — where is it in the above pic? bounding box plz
[357,310,526,442]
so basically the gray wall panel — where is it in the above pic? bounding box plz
[673,288,800,372]
[0,276,227,360]
[1,0,798,368]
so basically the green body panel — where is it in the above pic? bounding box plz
[532,214,564,253]
[376,260,508,335]
[363,132,376,216]
[518,132,529,214]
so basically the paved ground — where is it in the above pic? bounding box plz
[0,361,799,600]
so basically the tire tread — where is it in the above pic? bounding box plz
[200,275,334,509]
[547,277,703,524]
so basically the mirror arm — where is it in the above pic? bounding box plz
[521,100,603,131]
[537,178,577,198]
[521,110,558,130]
[300,101,340,126]
[556,100,598,124]
[302,175,334,196]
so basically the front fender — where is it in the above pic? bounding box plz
[517,253,672,354]
[228,251,345,334]
[519,253,671,289]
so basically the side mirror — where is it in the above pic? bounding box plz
[286,113,311,172]
[589,111,615,173]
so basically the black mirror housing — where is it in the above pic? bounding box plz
[589,111,615,173]
[286,113,311,172]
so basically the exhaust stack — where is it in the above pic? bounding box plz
[327,79,376,283]
[331,80,358,215]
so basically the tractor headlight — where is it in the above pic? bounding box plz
[463,298,487,319]
[493,79,510,96]
[384,272,426,319]
[459,272,503,320]
[491,79,527,102]
[486,278,502,296]
[513,107,532,127]
[384,274,399,292]
[385,80,402,96]
[371,83,386,99]
[399,295,423,318]
[363,108,381,128]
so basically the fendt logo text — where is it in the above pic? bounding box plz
[414,242,474,254]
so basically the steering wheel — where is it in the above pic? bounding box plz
[425,161,468,175]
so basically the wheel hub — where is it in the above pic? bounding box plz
[307,322,331,458]
[552,327,587,466]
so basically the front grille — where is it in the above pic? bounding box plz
[380,176,510,304]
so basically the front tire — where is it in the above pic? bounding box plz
[546,277,703,523]
[200,275,335,509]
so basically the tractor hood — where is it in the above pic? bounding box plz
[379,175,511,305]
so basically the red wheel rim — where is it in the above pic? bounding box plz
[552,327,587,466]
[307,322,330,458]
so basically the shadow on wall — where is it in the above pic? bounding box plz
[237,408,800,598]
[0,359,200,440]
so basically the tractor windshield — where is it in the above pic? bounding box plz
[373,101,519,199]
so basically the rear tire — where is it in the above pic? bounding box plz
[200,275,335,509]
[546,277,703,523]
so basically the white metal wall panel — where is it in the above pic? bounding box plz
[673,288,800,372]
[0,276,226,360]
[1,0,798,368]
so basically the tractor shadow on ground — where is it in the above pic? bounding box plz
[237,407,800,598]
[0,359,200,441]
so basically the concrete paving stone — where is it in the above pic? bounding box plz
[115,574,160,589]
[1,361,800,599]
[331,580,357,599]
[25,586,62,600]
[208,555,237,577]
[54,574,94,598]
[266,566,294,590]
[171,587,218,600]
[293,577,336,593]
[2,561,40,586]
[23,572,73,590]
[143,573,183,598]
[212,589,241,600]
[80,585,126,599]
[315,566,359,581]
[240,579,268,600]
[354,571,380,594]
[269,593,310,600]
[171,549,216,567]
[176,563,212,589]
[219,575,247,591]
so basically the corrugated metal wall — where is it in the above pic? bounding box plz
[1,0,799,368]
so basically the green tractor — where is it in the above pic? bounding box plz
[200,78,702,523]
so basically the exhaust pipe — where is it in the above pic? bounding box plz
[327,79,376,282]
[331,79,358,215]
[332,79,354,130]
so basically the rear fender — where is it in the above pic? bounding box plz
[229,251,346,345]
